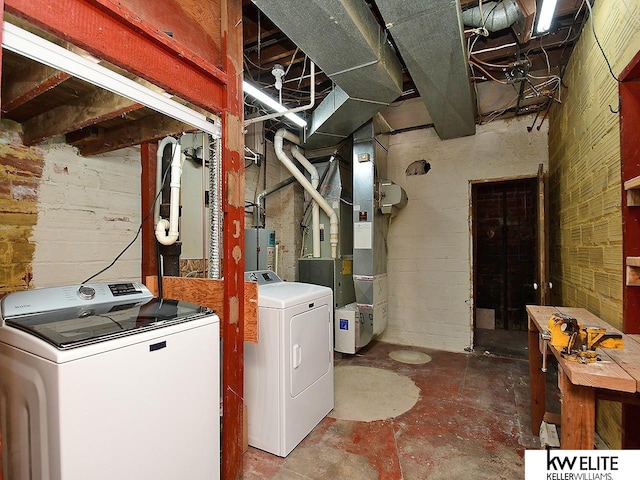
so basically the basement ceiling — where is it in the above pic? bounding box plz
[243,0,591,137]
[0,1,591,154]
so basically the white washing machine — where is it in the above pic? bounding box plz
[0,282,220,480]
[244,270,333,457]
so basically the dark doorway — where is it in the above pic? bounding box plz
[472,178,538,357]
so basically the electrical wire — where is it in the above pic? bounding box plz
[243,53,271,71]
[284,47,299,77]
[584,0,620,83]
[469,60,511,84]
[81,159,172,285]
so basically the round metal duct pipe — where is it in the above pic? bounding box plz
[462,0,523,32]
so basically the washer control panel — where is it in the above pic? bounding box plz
[245,270,283,285]
[1,282,153,320]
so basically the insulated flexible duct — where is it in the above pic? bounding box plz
[462,0,523,32]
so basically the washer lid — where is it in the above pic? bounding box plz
[258,282,333,309]
[3,298,212,350]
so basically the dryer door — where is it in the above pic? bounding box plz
[289,303,332,398]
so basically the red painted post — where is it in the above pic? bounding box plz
[140,143,158,284]
[221,1,245,477]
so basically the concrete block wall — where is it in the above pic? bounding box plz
[547,0,640,450]
[381,116,548,352]
[0,125,43,295]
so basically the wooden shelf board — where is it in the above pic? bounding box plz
[624,175,640,190]
[627,256,640,267]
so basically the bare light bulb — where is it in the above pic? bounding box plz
[272,64,285,91]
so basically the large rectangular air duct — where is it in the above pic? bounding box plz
[252,0,403,148]
[376,0,477,139]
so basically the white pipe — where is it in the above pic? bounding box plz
[274,128,339,259]
[155,136,183,246]
[291,145,321,258]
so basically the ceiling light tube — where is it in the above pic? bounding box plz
[243,80,308,128]
[535,0,559,33]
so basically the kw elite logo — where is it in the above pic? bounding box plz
[545,450,616,480]
[525,450,639,480]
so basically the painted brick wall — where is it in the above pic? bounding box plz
[0,124,44,295]
[1,125,141,292]
[381,116,548,352]
[29,143,142,287]
[547,0,640,450]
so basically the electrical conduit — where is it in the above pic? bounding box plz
[291,145,321,258]
[155,136,183,246]
[274,128,338,259]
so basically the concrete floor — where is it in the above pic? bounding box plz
[242,340,543,479]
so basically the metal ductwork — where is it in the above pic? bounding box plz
[251,0,403,148]
[462,0,524,33]
[376,0,477,140]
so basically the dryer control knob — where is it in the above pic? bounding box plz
[78,285,96,300]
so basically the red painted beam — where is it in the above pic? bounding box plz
[5,0,227,114]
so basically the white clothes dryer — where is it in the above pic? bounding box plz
[244,270,334,457]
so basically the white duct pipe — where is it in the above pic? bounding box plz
[155,136,183,246]
[290,145,321,258]
[274,128,339,259]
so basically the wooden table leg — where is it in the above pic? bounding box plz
[559,368,595,449]
[529,320,546,436]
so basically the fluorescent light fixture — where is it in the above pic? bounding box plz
[243,80,307,128]
[535,0,559,33]
[2,21,221,137]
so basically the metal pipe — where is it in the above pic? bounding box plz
[254,176,297,227]
[208,135,222,279]
[462,0,523,32]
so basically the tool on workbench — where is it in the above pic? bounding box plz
[540,312,624,370]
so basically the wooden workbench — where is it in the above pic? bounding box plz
[527,306,640,449]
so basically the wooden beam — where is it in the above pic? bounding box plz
[559,368,596,449]
[222,0,245,477]
[140,143,158,285]
[1,60,71,113]
[72,114,195,156]
[5,0,227,114]
[21,86,143,145]
[145,276,258,343]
